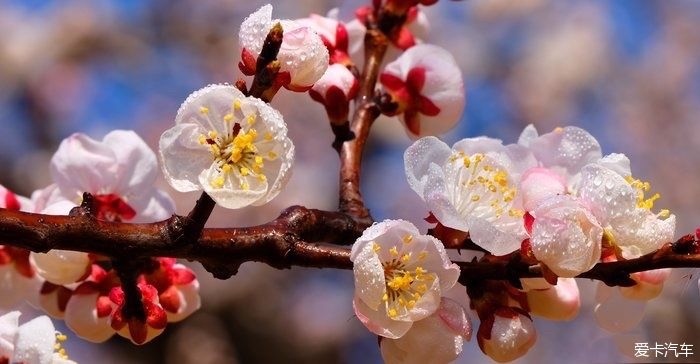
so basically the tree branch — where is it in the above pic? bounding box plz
[0,205,357,279]
[337,8,405,225]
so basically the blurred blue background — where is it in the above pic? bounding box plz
[1,0,700,363]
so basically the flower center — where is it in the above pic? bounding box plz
[374,237,436,318]
[624,175,670,218]
[197,102,276,190]
[54,331,70,361]
[449,152,522,219]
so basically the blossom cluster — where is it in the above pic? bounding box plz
[0,131,200,346]
[397,125,674,361]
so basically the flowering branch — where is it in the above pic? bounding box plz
[3,198,699,287]
[0,203,358,279]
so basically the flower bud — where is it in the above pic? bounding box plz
[309,64,359,123]
[31,251,90,286]
[380,44,464,137]
[477,307,537,363]
[296,14,351,65]
[525,278,580,321]
[239,5,329,91]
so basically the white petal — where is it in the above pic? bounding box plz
[517,124,539,147]
[12,315,56,364]
[352,298,412,339]
[528,126,602,182]
[50,133,117,198]
[404,136,452,199]
[64,293,115,343]
[102,130,158,198]
[238,4,273,56]
[31,251,90,285]
[423,163,470,232]
[0,311,20,359]
[614,212,675,259]
[129,188,176,223]
[41,200,77,216]
[468,214,525,256]
[165,279,201,323]
[598,153,631,177]
[200,164,267,209]
[421,236,460,292]
[159,123,213,193]
[578,164,637,223]
[352,243,386,311]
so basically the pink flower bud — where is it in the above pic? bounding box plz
[380,44,464,137]
[380,298,471,364]
[525,278,580,321]
[239,5,329,91]
[296,14,351,65]
[477,307,537,363]
[309,64,359,123]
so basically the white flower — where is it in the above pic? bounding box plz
[48,130,175,222]
[31,130,174,286]
[380,44,465,137]
[522,278,580,321]
[477,307,537,363]
[350,220,459,339]
[239,5,329,91]
[380,298,471,364]
[578,157,675,259]
[159,84,294,209]
[529,195,603,277]
[309,64,359,122]
[0,311,76,364]
[404,136,532,256]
